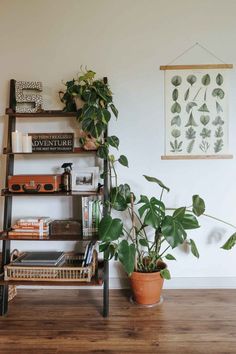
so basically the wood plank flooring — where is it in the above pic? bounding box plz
[0,289,235,354]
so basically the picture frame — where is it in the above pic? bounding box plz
[72,167,99,192]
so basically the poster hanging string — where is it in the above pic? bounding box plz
[167,42,227,65]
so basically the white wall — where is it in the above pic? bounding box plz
[0,0,236,288]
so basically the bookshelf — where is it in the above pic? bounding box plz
[0,79,109,317]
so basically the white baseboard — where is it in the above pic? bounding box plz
[18,276,236,290]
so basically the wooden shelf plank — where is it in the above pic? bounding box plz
[160,64,233,70]
[161,154,234,160]
[3,147,97,155]
[0,278,103,286]
[5,108,78,118]
[0,233,97,242]
[1,189,100,197]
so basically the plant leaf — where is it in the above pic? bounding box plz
[221,233,236,250]
[107,135,119,149]
[118,155,129,167]
[200,115,210,126]
[198,103,210,112]
[212,116,224,126]
[184,88,190,101]
[173,207,186,219]
[187,75,197,86]
[110,187,127,211]
[216,73,223,86]
[161,216,186,248]
[171,102,181,114]
[138,197,165,229]
[178,213,200,230]
[110,103,118,118]
[185,127,196,140]
[187,139,195,154]
[160,268,171,280]
[171,129,181,138]
[202,74,211,86]
[212,88,225,99]
[165,254,176,261]
[98,215,123,242]
[186,102,197,114]
[143,175,170,192]
[216,101,223,114]
[171,76,182,87]
[215,126,224,138]
[172,88,178,101]
[189,239,200,258]
[185,112,198,127]
[171,115,181,126]
[200,128,211,139]
[139,238,149,247]
[192,195,205,216]
[214,139,224,153]
[118,240,136,275]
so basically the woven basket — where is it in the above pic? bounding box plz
[4,250,98,283]
[0,251,17,301]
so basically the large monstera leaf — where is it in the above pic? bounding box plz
[138,196,165,229]
[110,184,133,211]
[98,215,123,242]
[117,240,136,275]
[161,215,187,248]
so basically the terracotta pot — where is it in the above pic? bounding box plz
[130,261,166,305]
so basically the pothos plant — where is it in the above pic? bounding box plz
[59,68,128,166]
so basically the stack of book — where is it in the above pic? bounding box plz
[82,196,102,238]
[9,217,51,239]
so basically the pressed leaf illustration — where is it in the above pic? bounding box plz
[200,128,211,139]
[185,127,196,140]
[187,139,195,154]
[214,139,224,153]
[171,102,181,114]
[172,88,178,101]
[200,115,210,126]
[185,112,198,127]
[198,103,209,112]
[199,140,210,153]
[171,115,181,126]
[171,129,181,138]
[216,101,223,114]
[215,126,224,138]
[187,75,197,86]
[216,73,223,86]
[184,88,190,101]
[170,139,183,152]
[212,88,225,99]
[171,76,182,87]
[202,74,211,86]
[193,87,202,101]
[186,102,197,113]
[212,116,224,126]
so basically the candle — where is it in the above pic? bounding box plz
[12,131,23,153]
[22,134,32,153]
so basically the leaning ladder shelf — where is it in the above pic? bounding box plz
[0,79,110,317]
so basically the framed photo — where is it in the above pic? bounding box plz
[72,167,99,192]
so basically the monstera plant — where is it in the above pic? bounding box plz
[98,175,236,305]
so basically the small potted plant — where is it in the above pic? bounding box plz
[59,68,118,151]
[98,174,236,306]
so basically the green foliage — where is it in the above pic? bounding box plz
[202,74,211,86]
[185,127,196,140]
[172,88,178,101]
[171,102,181,114]
[185,112,198,127]
[212,88,225,99]
[186,102,197,114]
[214,139,224,153]
[216,73,223,86]
[192,195,205,216]
[171,129,181,138]
[198,103,210,112]
[171,115,181,126]
[221,233,236,250]
[200,128,211,139]
[200,115,210,126]
[171,75,182,87]
[212,116,224,126]
[189,239,200,258]
[187,75,197,86]
[187,139,195,154]
[170,139,183,152]
[160,268,171,280]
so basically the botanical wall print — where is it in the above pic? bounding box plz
[163,67,231,156]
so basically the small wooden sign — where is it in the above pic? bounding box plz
[29,133,74,152]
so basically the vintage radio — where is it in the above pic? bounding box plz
[8,175,62,193]
[50,219,82,236]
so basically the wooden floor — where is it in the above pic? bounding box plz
[0,289,235,354]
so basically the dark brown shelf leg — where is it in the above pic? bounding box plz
[0,285,8,316]
[103,259,109,317]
